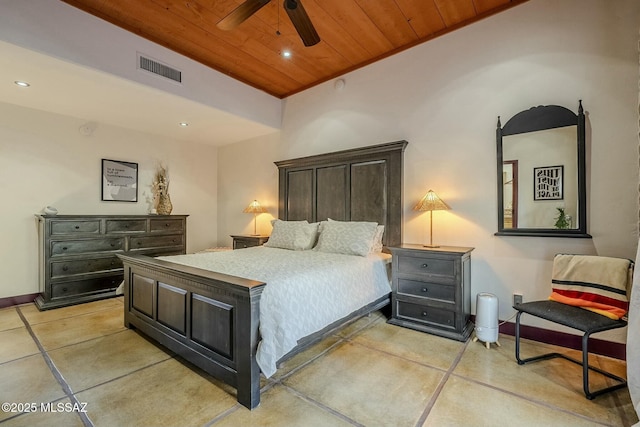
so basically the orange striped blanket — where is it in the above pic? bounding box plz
[549,254,633,320]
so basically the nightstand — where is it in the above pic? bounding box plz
[231,235,269,250]
[388,244,474,341]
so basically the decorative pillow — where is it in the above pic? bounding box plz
[325,219,384,254]
[264,220,319,251]
[549,254,633,320]
[370,225,385,253]
[314,220,379,257]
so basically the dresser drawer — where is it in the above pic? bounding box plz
[397,278,455,303]
[234,238,255,249]
[51,238,124,256]
[130,234,184,250]
[397,254,455,278]
[106,219,146,233]
[50,256,122,279]
[150,219,184,233]
[50,220,101,235]
[51,275,122,299]
[397,301,455,329]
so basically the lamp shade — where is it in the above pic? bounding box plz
[243,200,267,214]
[413,190,451,212]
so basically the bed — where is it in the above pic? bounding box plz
[117,140,407,409]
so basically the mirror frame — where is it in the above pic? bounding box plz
[496,101,591,238]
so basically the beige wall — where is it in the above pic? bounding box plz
[218,0,640,342]
[1,0,637,345]
[0,102,218,299]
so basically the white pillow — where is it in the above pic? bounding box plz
[315,220,378,256]
[264,220,319,250]
[370,225,385,253]
[325,219,385,253]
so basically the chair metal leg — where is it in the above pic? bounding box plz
[581,331,627,400]
[514,311,627,400]
[515,311,522,364]
[515,311,563,365]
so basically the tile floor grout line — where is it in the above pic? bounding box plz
[19,303,122,327]
[203,316,381,425]
[346,338,451,375]
[204,334,357,425]
[610,381,634,427]
[71,357,173,395]
[597,354,634,427]
[261,314,380,384]
[273,335,348,383]
[337,314,383,340]
[414,337,470,427]
[280,383,366,427]
[275,327,457,427]
[202,403,242,426]
[448,370,619,427]
[268,314,381,384]
[15,305,95,427]
[35,328,128,354]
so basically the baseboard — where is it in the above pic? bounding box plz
[0,297,627,360]
[0,293,39,309]
[471,315,626,360]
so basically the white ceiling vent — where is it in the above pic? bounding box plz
[138,54,182,83]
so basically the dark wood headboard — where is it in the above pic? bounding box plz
[274,141,408,247]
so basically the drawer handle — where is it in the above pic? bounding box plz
[74,225,80,229]
[421,264,428,268]
[62,247,68,251]
[137,241,142,245]
[165,223,170,227]
[62,287,68,292]
[62,266,68,271]
[421,287,428,293]
[125,225,129,228]
[422,311,428,317]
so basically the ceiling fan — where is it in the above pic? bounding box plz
[217,0,320,47]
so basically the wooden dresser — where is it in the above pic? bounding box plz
[388,245,474,341]
[36,214,188,310]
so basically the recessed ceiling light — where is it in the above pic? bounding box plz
[282,50,291,58]
[179,122,189,127]
[14,81,30,87]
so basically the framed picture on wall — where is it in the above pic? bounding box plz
[533,165,563,201]
[101,159,138,202]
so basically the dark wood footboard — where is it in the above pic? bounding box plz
[117,253,265,409]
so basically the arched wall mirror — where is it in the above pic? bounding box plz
[496,101,591,238]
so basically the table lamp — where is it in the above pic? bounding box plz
[413,190,450,248]
[243,200,267,236]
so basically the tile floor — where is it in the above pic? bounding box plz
[0,297,637,427]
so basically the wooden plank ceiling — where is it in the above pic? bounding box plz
[61,0,528,98]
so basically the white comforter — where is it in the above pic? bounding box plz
[158,247,391,377]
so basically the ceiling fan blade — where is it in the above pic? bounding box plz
[284,0,320,47]
[217,0,272,31]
